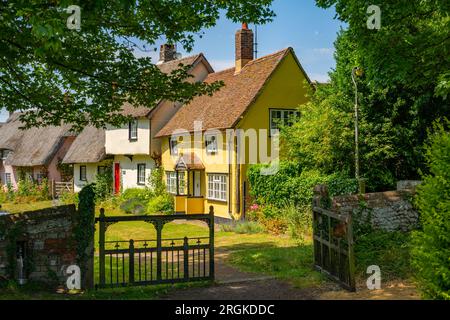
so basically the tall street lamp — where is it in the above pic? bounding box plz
[352,66,364,193]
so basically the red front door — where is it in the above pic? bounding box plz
[114,163,121,194]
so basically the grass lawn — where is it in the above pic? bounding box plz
[0,200,55,214]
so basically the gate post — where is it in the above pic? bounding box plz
[129,239,135,284]
[183,237,189,281]
[98,209,106,287]
[209,206,215,280]
[156,221,163,281]
[347,214,356,292]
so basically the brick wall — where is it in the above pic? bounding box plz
[0,205,94,288]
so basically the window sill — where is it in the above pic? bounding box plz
[207,198,228,204]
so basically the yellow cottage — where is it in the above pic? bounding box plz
[156,24,311,221]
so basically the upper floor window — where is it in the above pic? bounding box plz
[205,134,218,155]
[137,164,146,185]
[270,109,299,136]
[169,137,179,156]
[0,150,9,160]
[80,165,87,181]
[129,120,138,141]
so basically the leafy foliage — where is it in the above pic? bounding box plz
[284,1,450,191]
[147,194,174,215]
[248,162,357,208]
[149,167,166,197]
[1,0,275,130]
[93,163,113,201]
[411,120,450,300]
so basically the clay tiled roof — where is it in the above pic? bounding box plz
[156,48,297,137]
[120,54,213,117]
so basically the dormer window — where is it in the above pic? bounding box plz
[169,137,179,156]
[205,134,218,155]
[0,150,9,160]
[129,120,138,141]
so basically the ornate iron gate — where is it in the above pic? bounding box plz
[312,185,356,291]
[95,207,215,289]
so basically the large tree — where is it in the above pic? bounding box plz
[0,0,274,130]
[284,0,449,190]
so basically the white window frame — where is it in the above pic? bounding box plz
[79,165,87,181]
[129,120,138,141]
[270,109,299,136]
[169,137,179,156]
[166,171,186,195]
[137,164,146,185]
[207,174,227,202]
[4,173,12,186]
[205,134,218,155]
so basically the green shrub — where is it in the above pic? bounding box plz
[60,191,79,206]
[120,198,146,215]
[220,221,266,234]
[248,163,357,209]
[411,120,450,300]
[282,204,312,244]
[121,188,154,202]
[149,167,166,196]
[94,164,113,201]
[147,194,174,215]
[0,188,7,204]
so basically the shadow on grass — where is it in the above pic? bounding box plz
[220,241,327,289]
[0,278,212,300]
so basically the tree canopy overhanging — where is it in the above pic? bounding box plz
[282,0,450,190]
[0,0,275,130]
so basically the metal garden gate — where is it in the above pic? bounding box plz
[312,185,356,291]
[95,206,215,289]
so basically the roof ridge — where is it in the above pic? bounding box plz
[159,53,201,65]
[244,48,290,66]
[210,48,291,75]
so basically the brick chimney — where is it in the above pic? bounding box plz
[235,23,254,73]
[159,44,176,63]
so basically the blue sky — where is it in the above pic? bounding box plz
[0,0,344,122]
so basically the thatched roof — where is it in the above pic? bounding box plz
[62,126,106,164]
[0,113,74,167]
